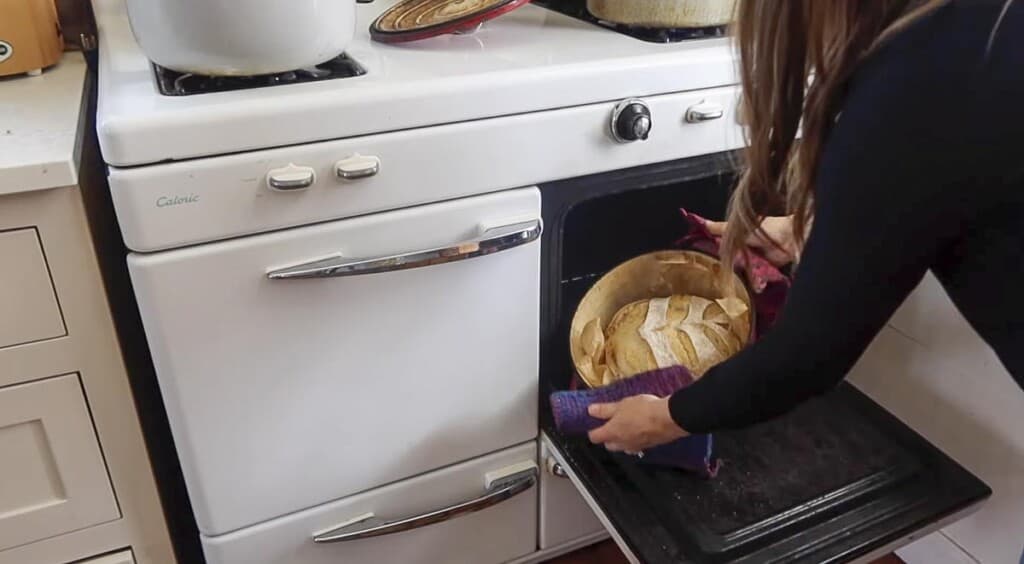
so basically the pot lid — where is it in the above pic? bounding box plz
[370,0,532,43]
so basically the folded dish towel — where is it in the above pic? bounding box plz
[549,209,791,477]
[550,366,720,477]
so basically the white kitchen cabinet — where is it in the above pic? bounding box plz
[0,373,120,551]
[75,549,136,564]
[0,228,66,349]
[0,53,174,564]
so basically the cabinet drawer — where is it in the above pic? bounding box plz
[202,442,538,564]
[0,373,120,551]
[0,228,66,349]
[74,550,135,564]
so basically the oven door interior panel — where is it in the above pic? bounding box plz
[127,187,541,536]
[537,156,991,564]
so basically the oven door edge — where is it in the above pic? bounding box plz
[847,499,986,564]
[540,432,642,564]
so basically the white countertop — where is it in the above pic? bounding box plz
[0,52,87,195]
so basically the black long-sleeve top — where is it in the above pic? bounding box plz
[669,0,1024,434]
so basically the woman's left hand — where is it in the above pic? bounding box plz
[588,395,689,454]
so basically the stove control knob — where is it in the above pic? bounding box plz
[336,154,381,180]
[267,163,316,191]
[611,98,652,143]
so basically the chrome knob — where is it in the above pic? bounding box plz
[544,457,569,478]
[611,98,652,143]
[267,163,316,191]
[335,154,381,180]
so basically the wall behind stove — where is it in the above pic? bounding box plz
[850,272,1024,564]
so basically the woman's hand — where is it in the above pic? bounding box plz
[587,395,688,454]
[705,215,799,267]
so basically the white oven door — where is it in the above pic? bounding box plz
[128,187,541,536]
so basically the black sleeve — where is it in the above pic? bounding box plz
[668,5,987,434]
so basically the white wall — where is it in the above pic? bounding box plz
[850,273,1024,564]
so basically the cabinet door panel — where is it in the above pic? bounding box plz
[0,373,119,551]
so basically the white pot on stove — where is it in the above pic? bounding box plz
[125,0,356,76]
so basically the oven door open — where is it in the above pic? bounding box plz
[537,154,991,564]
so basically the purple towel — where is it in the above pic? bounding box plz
[550,367,720,477]
[675,209,790,338]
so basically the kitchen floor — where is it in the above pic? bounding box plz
[545,541,906,563]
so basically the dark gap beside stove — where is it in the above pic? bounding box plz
[537,153,990,563]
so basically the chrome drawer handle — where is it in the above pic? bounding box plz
[311,464,537,543]
[266,218,541,280]
[685,101,725,123]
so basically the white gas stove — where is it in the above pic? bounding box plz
[94,2,745,563]
[92,2,991,564]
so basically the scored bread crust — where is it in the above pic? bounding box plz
[604,295,742,379]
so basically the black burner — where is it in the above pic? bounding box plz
[153,54,367,96]
[533,0,728,43]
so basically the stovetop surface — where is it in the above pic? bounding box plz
[95,0,737,166]
[151,1,724,98]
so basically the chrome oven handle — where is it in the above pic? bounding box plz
[266,218,544,280]
[266,218,541,280]
[685,101,725,123]
[311,466,537,544]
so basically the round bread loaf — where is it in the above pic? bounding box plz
[604,294,743,378]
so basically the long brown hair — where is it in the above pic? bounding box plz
[720,0,948,272]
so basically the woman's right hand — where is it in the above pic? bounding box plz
[704,216,799,267]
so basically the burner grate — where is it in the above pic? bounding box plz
[533,0,728,44]
[153,54,367,96]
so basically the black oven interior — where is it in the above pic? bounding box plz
[537,154,990,564]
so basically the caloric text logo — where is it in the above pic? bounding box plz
[156,194,200,208]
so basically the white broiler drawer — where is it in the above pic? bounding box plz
[201,442,538,564]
